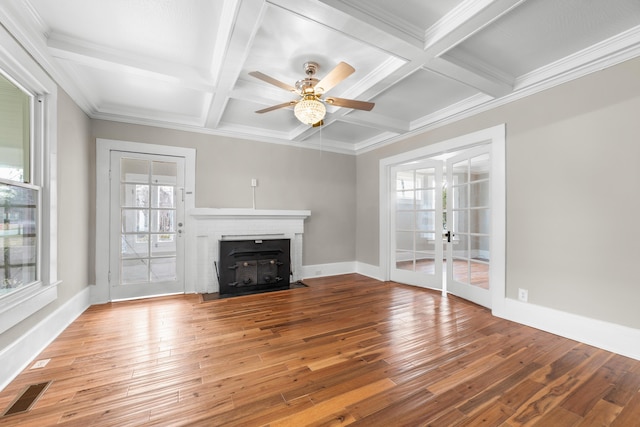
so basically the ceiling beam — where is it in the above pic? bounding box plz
[423,0,526,56]
[204,0,267,129]
[420,0,526,96]
[47,33,214,92]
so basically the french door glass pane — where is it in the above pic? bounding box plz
[452,209,468,233]
[470,260,489,288]
[471,208,490,234]
[396,251,413,270]
[470,181,489,207]
[416,211,435,231]
[453,258,469,284]
[396,211,414,230]
[471,235,490,261]
[396,231,413,251]
[415,169,435,189]
[416,189,435,209]
[396,171,414,190]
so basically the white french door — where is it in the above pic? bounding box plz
[390,160,443,289]
[109,151,186,300]
[446,145,491,308]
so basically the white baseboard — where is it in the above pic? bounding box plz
[493,298,640,361]
[0,286,91,391]
[356,262,384,281]
[301,262,356,279]
[300,261,384,281]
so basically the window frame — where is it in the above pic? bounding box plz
[0,22,58,334]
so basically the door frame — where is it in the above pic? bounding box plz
[95,139,196,303]
[379,124,505,309]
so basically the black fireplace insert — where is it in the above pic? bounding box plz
[218,238,291,297]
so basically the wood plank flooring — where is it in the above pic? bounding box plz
[1,274,639,426]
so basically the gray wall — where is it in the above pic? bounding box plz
[356,56,640,329]
[90,121,357,267]
[0,88,92,348]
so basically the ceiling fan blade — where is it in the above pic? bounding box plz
[325,97,374,111]
[255,101,296,114]
[249,71,296,92]
[315,62,355,93]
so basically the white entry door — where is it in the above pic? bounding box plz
[109,151,186,300]
[446,145,491,308]
[390,160,443,289]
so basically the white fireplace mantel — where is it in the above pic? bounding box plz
[186,208,310,293]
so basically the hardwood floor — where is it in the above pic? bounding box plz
[1,274,639,426]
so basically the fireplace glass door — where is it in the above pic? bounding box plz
[109,151,185,300]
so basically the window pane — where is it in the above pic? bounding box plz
[121,259,149,284]
[121,158,149,183]
[0,74,31,182]
[151,161,177,185]
[0,182,38,295]
[150,257,176,282]
[121,184,149,208]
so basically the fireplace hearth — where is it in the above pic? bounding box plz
[218,238,291,297]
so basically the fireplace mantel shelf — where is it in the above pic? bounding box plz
[190,208,310,220]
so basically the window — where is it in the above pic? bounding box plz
[0,71,38,298]
[0,23,58,334]
[0,73,30,182]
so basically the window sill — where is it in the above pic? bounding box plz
[0,281,59,334]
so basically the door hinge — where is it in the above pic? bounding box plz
[108,271,111,284]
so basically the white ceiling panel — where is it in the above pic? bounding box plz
[372,68,479,121]
[451,0,640,77]
[1,0,638,154]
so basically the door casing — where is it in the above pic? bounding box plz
[379,125,505,310]
[95,139,195,304]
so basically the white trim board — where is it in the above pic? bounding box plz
[0,286,91,391]
[302,262,357,279]
[494,299,640,361]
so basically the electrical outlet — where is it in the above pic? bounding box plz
[518,288,528,302]
[251,178,257,187]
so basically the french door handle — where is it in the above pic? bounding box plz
[446,231,453,243]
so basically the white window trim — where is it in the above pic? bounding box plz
[0,23,58,334]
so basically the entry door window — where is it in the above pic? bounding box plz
[109,150,185,301]
[120,158,178,284]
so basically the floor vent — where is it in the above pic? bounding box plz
[2,381,51,417]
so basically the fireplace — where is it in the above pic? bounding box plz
[218,238,291,297]
[187,208,310,295]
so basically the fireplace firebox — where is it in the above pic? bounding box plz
[218,238,291,297]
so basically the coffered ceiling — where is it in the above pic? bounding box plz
[1,0,639,154]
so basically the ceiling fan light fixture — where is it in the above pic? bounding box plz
[294,96,326,125]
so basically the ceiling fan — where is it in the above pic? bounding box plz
[249,61,374,127]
